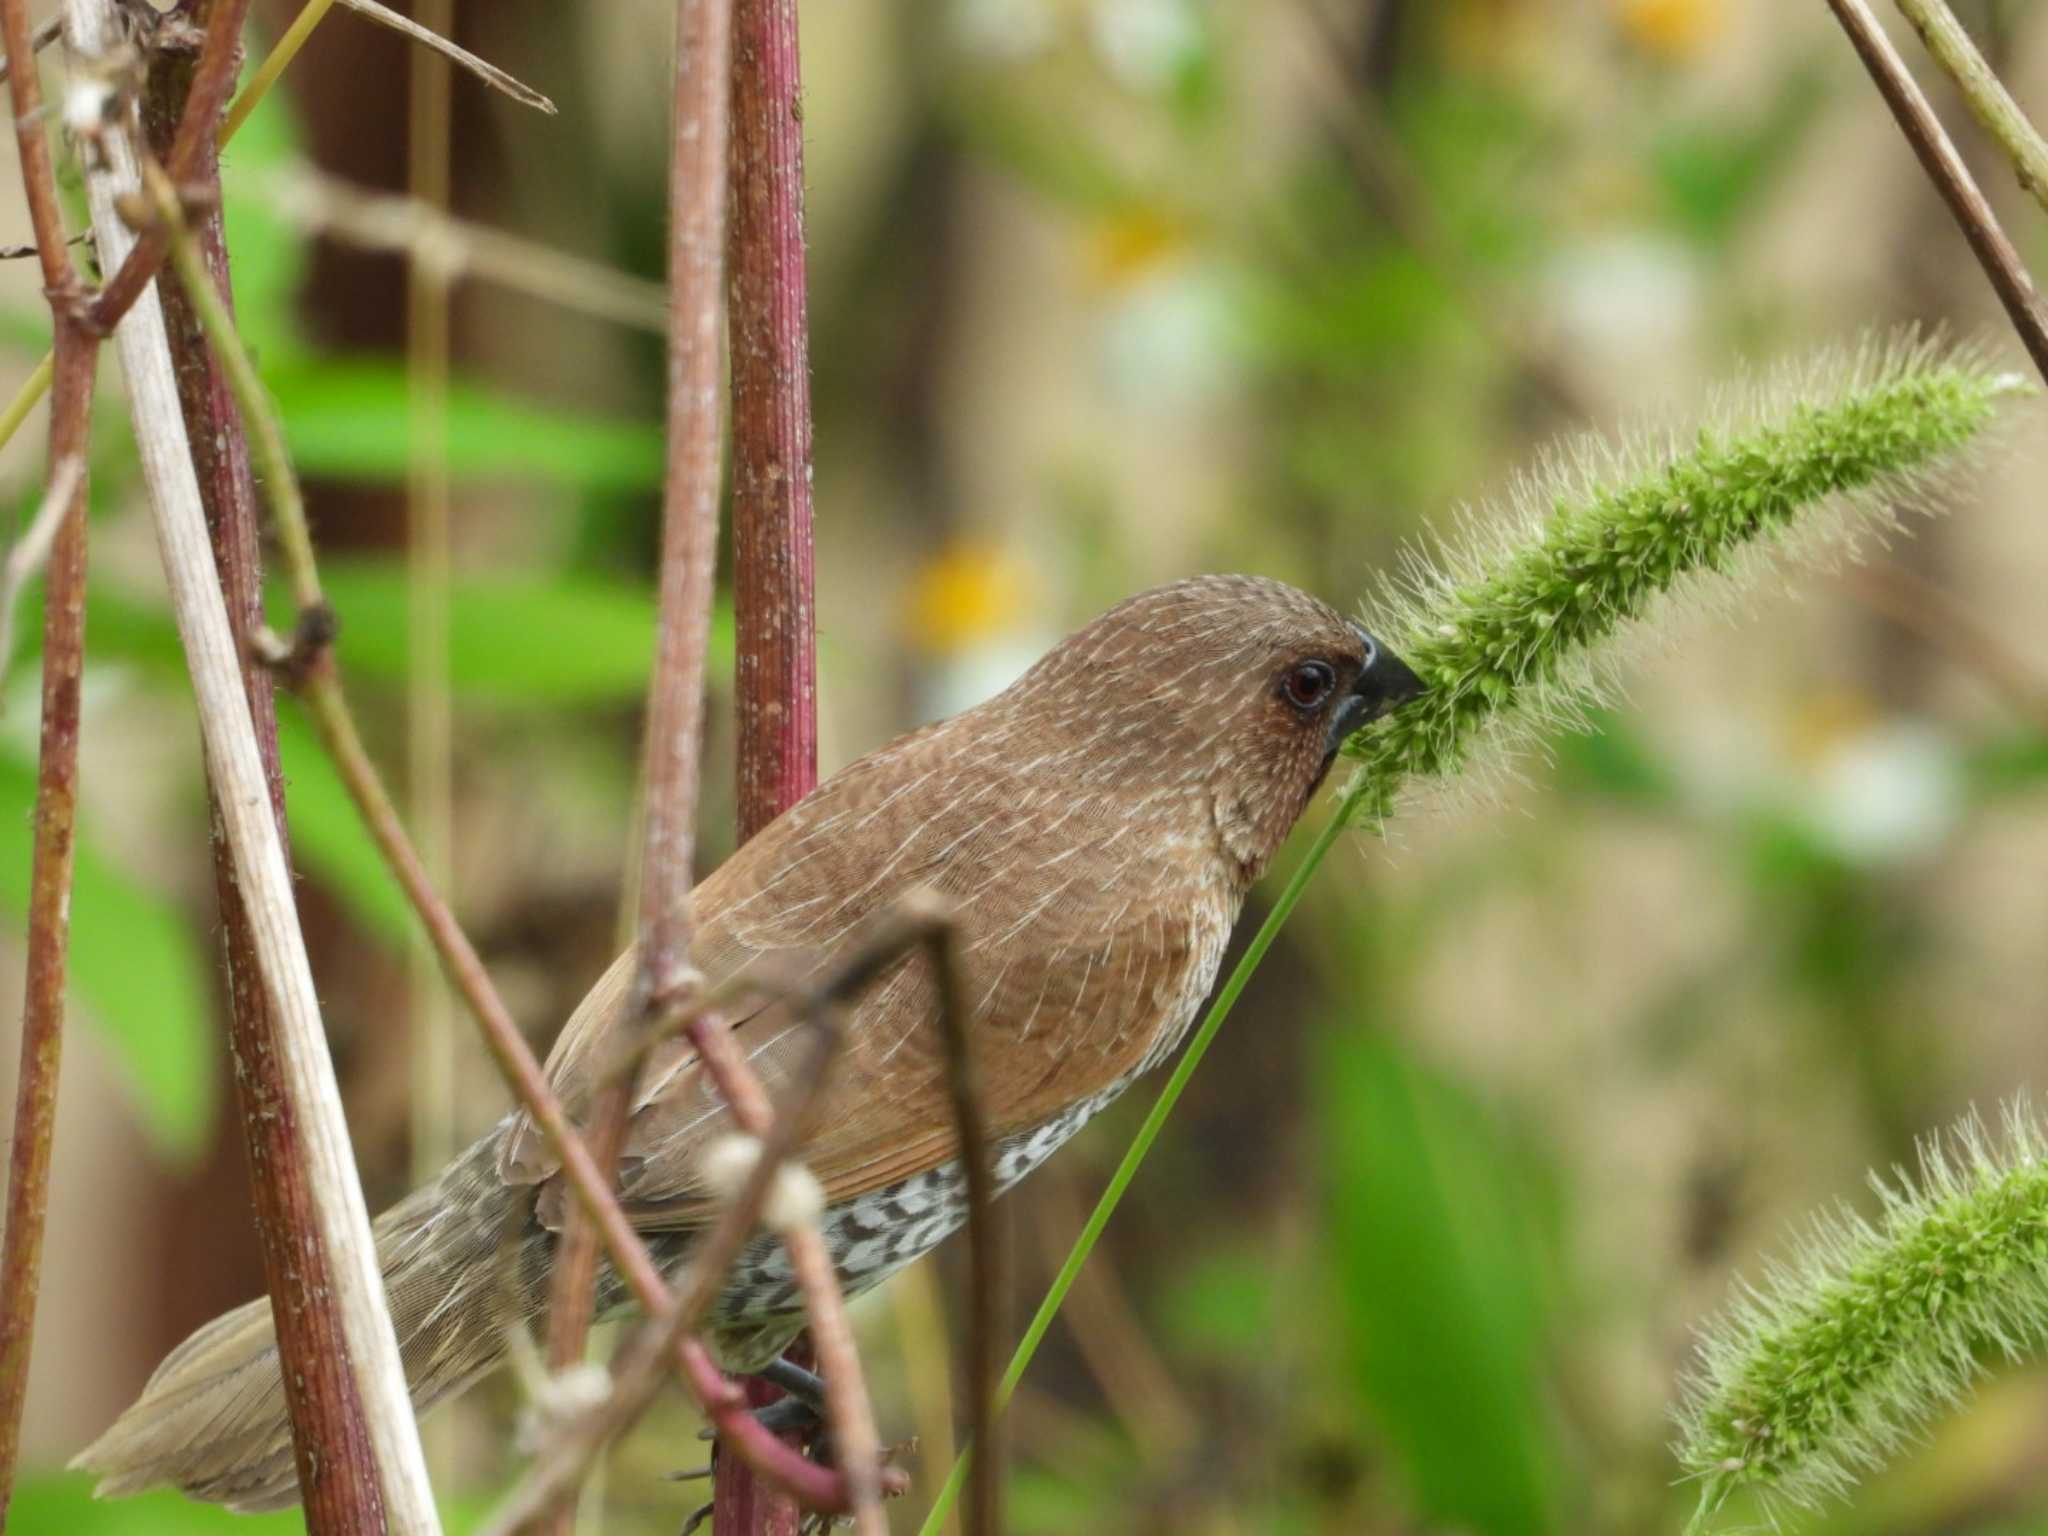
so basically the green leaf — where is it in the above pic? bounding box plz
[275,704,413,947]
[0,755,214,1160]
[8,1471,496,1536]
[309,557,730,706]
[268,359,663,492]
[218,80,311,362]
[1315,1028,1561,1536]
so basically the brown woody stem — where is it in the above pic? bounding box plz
[153,117,870,1522]
[68,0,440,1520]
[86,0,254,334]
[140,16,386,1527]
[1825,0,2048,383]
[0,0,97,1514]
[0,0,96,1501]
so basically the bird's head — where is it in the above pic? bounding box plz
[998,575,1426,883]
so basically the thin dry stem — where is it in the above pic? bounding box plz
[1826,0,2048,384]
[1893,0,2048,216]
[87,0,255,333]
[541,0,737,1502]
[141,18,387,1516]
[263,166,667,332]
[478,934,951,1536]
[162,169,870,1513]
[332,0,553,113]
[919,905,1000,1536]
[61,0,440,1522]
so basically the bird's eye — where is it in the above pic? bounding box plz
[1281,659,1337,711]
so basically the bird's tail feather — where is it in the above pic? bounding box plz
[71,1126,547,1512]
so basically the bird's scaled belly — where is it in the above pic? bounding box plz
[714,1080,1129,1325]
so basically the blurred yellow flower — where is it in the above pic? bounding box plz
[908,546,1031,655]
[1084,206,1187,289]
[1616,0,1726,59]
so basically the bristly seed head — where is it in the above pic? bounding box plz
[1676,1101,2048,1527]
[1339,332,2031,823]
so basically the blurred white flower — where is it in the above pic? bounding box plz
[1088,0,1201,94]
[951,0,1057,61]
[1097,261,1239,410]
[1800,719,1960,865]
[1540,233,1701,393]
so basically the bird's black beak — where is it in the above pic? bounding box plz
[1325,626,1427,759]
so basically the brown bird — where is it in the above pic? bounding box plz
[75,574,1425,1510]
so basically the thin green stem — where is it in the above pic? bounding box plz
[1893,0,2048,217]
[0,354,53,459]
[917,793,1357,1536]
[218,0,337,145]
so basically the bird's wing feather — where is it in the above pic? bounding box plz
[499,711,1219,1232]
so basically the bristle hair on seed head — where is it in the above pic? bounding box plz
[1674,1098,2048,1529]
[1337,330,2032,826]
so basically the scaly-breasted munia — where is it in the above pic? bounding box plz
[76,574,1426,1510]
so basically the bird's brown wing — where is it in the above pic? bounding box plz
[499,712,1223,1232]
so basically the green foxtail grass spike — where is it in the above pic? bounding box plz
[1677,1102,2048,1527]
[914,335,2029,1536]
[1343,336,2025,819]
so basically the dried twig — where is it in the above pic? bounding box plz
[1893,0,2048,216]
[332,0,553,114]
[919,904,1000,1536]
[63,3,441,1519]
[263,165,667,332]
[152,146,873,1521]
[0,0,96,1513]
[401,4,457,1498]
[479,930,951,1536]
[538,0,738,1507]
[1825,0,2048,383]
[86,0,255,334]
[139,14,388,1517]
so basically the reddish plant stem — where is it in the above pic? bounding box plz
[1825,0,2048,384]
[0,0,97,1517]
[139,22,386,1528]
[85,0,254,334]
[0,352,91,1529]
[292,667,863,1516]
[728,0,817,838]
[722,2,818,1531]
[158,159,858,1512]
[541,0,737,1508]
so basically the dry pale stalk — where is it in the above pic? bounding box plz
[62,1,441,1525]
[1892,0,2048,217]
[155,177,872,1514]
[139,10,389,1520]
[1825,0,2048,383]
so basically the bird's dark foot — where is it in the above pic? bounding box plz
[694,1354,829,1445]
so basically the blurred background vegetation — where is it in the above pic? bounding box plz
[3,0,2047,1531]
